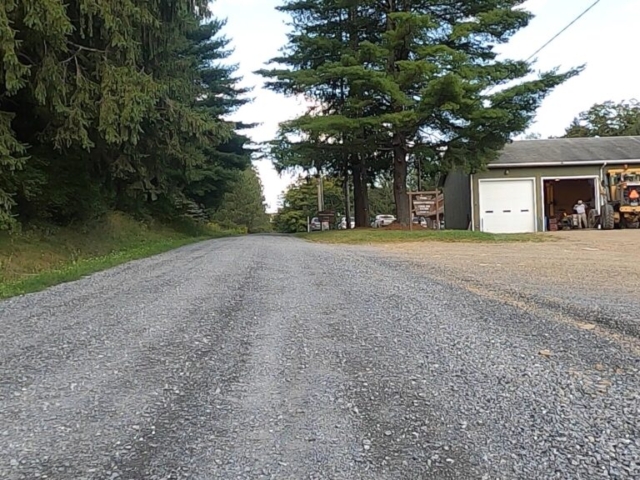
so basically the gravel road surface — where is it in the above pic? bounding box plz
[383,231,640,338]
[1,235,638,479]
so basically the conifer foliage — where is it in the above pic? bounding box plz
[0,0,252,229]
[262,0,581,225]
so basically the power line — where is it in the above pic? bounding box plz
[525,0,603,62]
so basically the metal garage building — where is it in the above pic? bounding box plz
[443,136,640,233]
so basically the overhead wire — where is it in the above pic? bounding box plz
[484,0,604,97]
[525,0,603,62]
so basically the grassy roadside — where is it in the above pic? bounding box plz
[296,229,549,244]
[0,213,236,299]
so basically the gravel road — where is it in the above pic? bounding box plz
[383,231,640,338]
[1,235,638,479]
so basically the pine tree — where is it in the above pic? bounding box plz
[213,167,271,233]
[1,1,249,228]
[260,0,385,227]
[182,19,253,215]
[263,0,581,225]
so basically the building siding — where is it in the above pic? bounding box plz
[443,171,471,229]
[471,165,602,232]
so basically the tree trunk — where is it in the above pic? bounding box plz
[384,1,410,226]
[352,156,370,228]
[393,135,410,225]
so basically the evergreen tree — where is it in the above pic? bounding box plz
[213,167,271,233]
[260,0,384,227]
[181,18,253,216]
[262,0,581,225]
[0,1,251,229]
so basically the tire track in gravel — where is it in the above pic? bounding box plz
[377,245,640,340]
[319,248,640,479]
[403,253,640,351]
[321,259,486,479]
[0,238,258,480]
[194,244,367,480]
[109,262,260,480]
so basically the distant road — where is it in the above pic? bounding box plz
[1,236,638,479]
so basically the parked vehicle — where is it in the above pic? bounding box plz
[412,216,427,228]
[373,214,396,228]
[600,166,640,229]
[338,217,355,229]
[309,217,322,231]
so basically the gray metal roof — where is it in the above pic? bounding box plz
[488,136,640,167]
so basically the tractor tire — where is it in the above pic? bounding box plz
[628,221,640,229]
[601,204,615,230]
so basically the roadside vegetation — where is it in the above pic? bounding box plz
[0,213,240,299]
[0,2,272,297]
[297,229,549,245]
[1,3,261,233]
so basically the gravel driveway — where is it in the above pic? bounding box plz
[382,230,640,338]
[1,235,638,479]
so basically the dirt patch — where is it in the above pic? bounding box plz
[382,230,640,297]
[377,230,640,342]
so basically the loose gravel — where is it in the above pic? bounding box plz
[0,235,638,479]
[382,230,640,338]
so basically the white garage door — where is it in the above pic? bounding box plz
[479,179,536,233]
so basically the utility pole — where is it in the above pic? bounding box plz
[317,173,326,230]
[317,173,324,212]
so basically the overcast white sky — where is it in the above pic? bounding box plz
[211,0,640,212]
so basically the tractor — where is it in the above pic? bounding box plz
[600,166,640,229]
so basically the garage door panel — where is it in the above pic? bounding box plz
[480,179,536,234]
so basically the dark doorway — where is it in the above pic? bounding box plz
[543,177,597,230]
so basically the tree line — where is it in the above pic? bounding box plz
[273,96,640,233]
[0,0,268,232]
[261,0,581,227]
[564,100,640,138]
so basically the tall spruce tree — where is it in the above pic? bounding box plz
[181,18,253,217]
[260,0,385,227]
[0,1,251,229]
[262,0,581,225]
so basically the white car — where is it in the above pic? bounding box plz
[339,217,355,229]
[373,214,396,228]
[412,216,427,228]
[309,217,322,231]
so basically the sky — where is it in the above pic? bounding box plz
[211,0,640,212]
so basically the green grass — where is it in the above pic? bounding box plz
[0,213,236,299]
[296,228,550,245]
